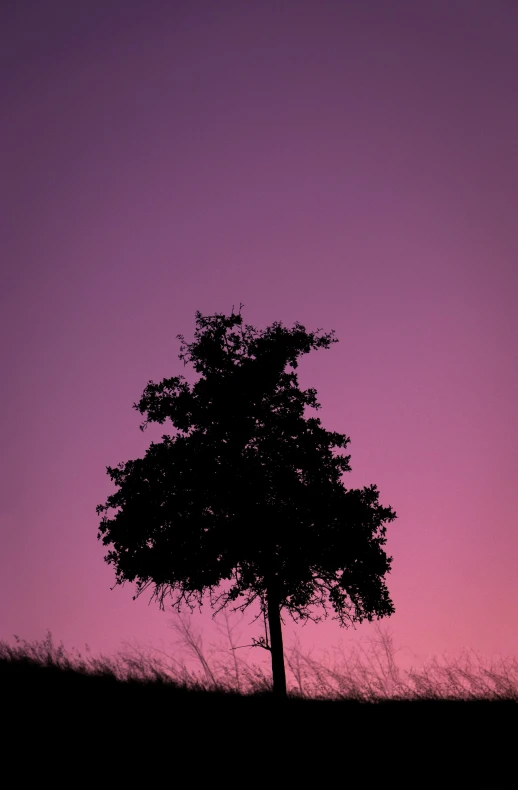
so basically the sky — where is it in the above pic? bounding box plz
[2,0,517,677]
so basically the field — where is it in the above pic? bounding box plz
[2,621,516,783]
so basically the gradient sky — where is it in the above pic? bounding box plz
[2,0,517,673]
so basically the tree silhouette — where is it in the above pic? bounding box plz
[96,307,397,697]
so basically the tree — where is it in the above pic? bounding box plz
[96,306,397,698]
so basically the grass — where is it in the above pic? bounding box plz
[2,618,516,780]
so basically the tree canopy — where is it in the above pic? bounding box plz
[96,307,396,695]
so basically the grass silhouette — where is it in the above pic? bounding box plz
[2,620,516,780]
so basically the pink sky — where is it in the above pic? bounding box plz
[2,0,517,673]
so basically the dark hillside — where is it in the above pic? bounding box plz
[2,650,515,783]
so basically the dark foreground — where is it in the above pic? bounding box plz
[2,657,515,784]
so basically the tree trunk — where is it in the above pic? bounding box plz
[266,582,287,699]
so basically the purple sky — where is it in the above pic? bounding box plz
[2,0,517,670]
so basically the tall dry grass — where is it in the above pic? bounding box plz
[1,615,517,701]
